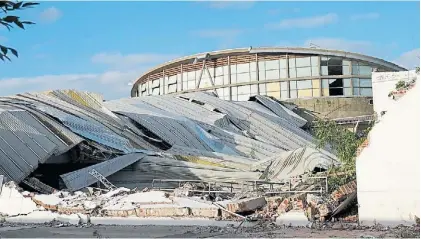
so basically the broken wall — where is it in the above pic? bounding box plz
[356,81,420,226]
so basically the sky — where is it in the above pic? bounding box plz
[0,1,419,100]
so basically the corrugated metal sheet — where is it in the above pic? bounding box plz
[180,92,321,152]
[0,89,339,190]
[253,95,308,128]
[60,153,147,191]
[0,108,58,182]
[255,147,338,180]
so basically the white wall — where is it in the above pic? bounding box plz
[372,70,417,119]
[356,80,420,226]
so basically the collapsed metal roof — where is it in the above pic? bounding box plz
[0,90,338,191]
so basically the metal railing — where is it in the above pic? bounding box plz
[151,176,328,195]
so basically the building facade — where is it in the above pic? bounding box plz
[130,47,406,123]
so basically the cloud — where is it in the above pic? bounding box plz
[39,7,62,23]
[350,12,380,21]
[205,1,255,9]
[266,13,338,29]
[91,52,178,70]
[0,70,142,100]
[0,52,180,100]
[393,48,420,69]
[303,38,372,54]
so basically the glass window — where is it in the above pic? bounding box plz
[259,84,266,93]
[322,79,330,88]
[230,65,237,74]
[360,88,373,96]
[232,86,237,95]
[344,88,352,96]
[237,72,251,83]
[321,66,328,76]
[343,78,351,87]
[343,66,351,75]
[237,63,250,73]
[296,67,312,77]
[280,90,288,100]
[288,58,296,68]
[353,88,360,95]
[295,57,311,67]
[258,61,265,71]
[265,60,279,70]
[359,66,372,75]
[311,56,319,66]
[280,59,287,69]
[289,68,297,78]
[250,84,258,94]
[290,90,298,99]
[352,78,359,87]
[250,62,257,72]
[280,68,288,78]
[352,65,359,75]
[311,66,320,76]
[342,60,351,66]
[280,81,288,90]
[290,81,297,90]
[297,80,312,89]
[266,69,280,80]
[259,71,265,81]
[360,79,372,87]
[238,85,250,95]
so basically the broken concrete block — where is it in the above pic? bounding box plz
[0,184,38,216]
[135,207,190,217]
[5,211,58,224]
[57,214,80,225]
[190,208,220,218]
[275,210,309,227]
[226,197,266,213]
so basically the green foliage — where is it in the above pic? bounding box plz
[0,0,39,61]
[416,67,420,74]
[395,80,406,90]
[312,119,373,192]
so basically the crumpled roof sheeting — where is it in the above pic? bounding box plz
[254,147,338,181]
[104,99,240,156]
[60,153,147,191]
[0,108,58,182]
[0,89,338,190]
[108,155,262,189]
[180,92,318,151]
[253,95,307,128]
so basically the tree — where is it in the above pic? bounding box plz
[0,0,38,61]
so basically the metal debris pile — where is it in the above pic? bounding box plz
[0,90,337,193]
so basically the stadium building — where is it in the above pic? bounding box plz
[130,47,406,124]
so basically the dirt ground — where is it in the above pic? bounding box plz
[0,223,419,238]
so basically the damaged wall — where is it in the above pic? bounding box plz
[356,81,420,226]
